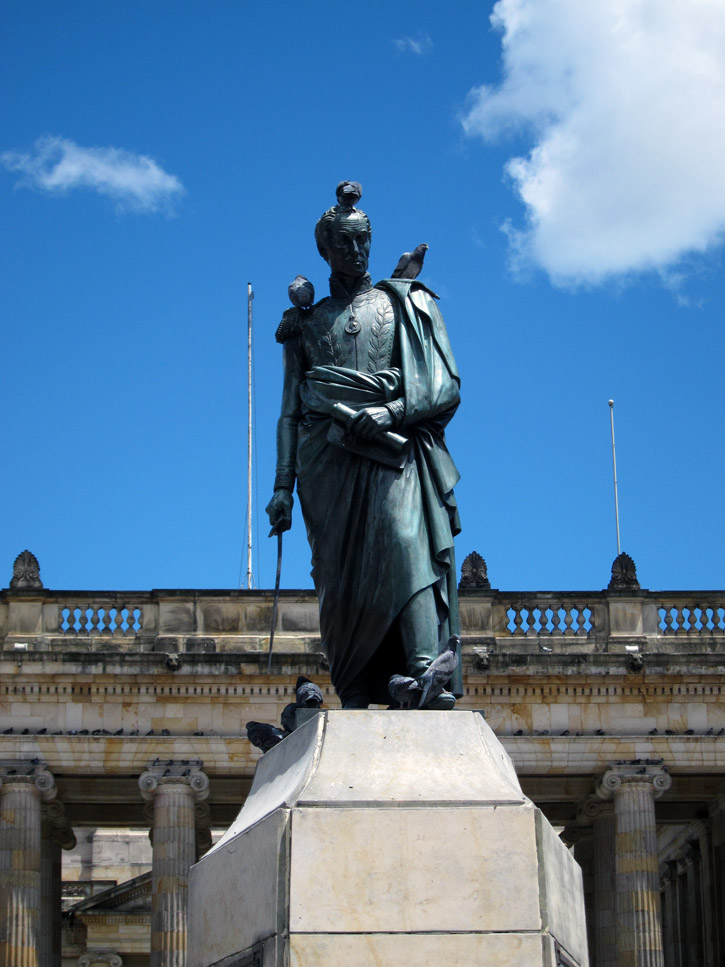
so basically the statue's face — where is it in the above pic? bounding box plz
[325,213,370,276]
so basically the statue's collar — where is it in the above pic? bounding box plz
[328,272,372,301]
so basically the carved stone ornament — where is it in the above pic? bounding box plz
[596,759,672,800]
[78,954,123,967]
[459,551,491,590]
[9,549,43,589]
[608,551,640,590]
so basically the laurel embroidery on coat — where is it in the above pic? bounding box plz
[321,329,342,366]
[367,301,394,372]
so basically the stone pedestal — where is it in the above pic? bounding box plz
[188,711,589,967]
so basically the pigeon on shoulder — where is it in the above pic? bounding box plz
[288,275,315,310]
[391,243,428,280]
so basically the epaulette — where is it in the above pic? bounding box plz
[376,278,440,300]
[275,308,303,344]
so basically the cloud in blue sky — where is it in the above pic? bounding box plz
[462,0,725,286]
[1,136,184,213]
[392,34,433,56]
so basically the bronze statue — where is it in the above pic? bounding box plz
[266,184,462,708]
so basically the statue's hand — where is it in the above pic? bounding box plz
[266,489,294,536]
[346,406,394,440]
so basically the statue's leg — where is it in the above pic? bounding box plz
[397,586,439,679]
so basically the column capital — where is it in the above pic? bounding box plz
[42,798,77,850]
[576,793,615,826]
[138,759,209,801]
[596,758,672,800]
[0,760,57,800]
[78,954,123,967]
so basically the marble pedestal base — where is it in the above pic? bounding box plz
[188,711,589,967]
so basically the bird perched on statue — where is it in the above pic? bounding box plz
[288,275,315,310]
[246,721,286,754]
[295,675,323,708]
[388,674,423,710]
[418,634,459,708]
[335,180,362,209]
[281,702,298,735]
[391,243,429,280]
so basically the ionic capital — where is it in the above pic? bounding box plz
[78,954,123,967]
[138,760,209,802]
[596,758,672,800]
[0,760,57,800]
[42,797,77,850]
[576,793,615,826]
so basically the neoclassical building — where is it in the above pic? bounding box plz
[1,549,724,966]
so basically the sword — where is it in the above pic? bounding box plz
[267,531,283,674]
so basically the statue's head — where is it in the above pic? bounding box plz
[315,184,371,277]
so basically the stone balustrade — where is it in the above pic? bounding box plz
[1,587,723,655]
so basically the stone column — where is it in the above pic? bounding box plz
[0,764,56,967]
[139,763,209,967]
[40,798,76,967]
[577,796,617,967]
[597,760,672,967]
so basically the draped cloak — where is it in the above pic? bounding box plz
[276,278,462,704]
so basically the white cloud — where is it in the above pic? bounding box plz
[393,34,433,56]
[1,136,184,214]
[461,0,725,285]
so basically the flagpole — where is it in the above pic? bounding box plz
[608,399,621,556]
[245,283,254,588]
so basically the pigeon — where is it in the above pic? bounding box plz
[288,275,315,310]
[281,702,298,735]
[335,180,362,209]
[2,728,13,734]
[246,721,286,754]
[648,728,658,735]
[37,727,47,735]
[418,635,459,708]
[388,674,423,709]
[391,243,428,280]
[514,729,524,736]
[295,675,323,708]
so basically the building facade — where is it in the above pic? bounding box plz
[1,551,724,966]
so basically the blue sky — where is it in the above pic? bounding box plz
[2,0,723,594]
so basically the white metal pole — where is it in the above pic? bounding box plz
[608,399,621,556]
[246,283,254,588]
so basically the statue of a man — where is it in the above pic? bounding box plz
[266,185,462,709]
